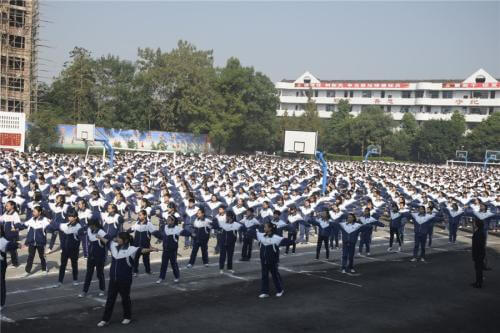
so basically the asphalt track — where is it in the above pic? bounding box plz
[1,229,500,333]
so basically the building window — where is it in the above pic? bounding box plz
[8,78,24,92]
[349,91,353,98]
[386,106,392,112]
[415,90,424,98]
[442,91,453,99]
[326,104,334,112]
[472,91,488,99]
[0,56,24,70]
[402,91,411,98]
[362,91,372,98]
[491,91,496,99]
[7,100,23,112]
[8,35,25,48]
[314,90,318,97]
[9,9,25,28]
[401,106,410,113]
[343,91,348,98]
[326,91,335,97]
[442,107,452,114]
[295,105,299,111]
[429,91,439,98]
[381,91,385,98]
[10,1,26,6]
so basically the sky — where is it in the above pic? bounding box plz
[38,1,500,83]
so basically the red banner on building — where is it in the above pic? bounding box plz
[0,133,21,146]
[442,82,500,88]
[294,82,410,89]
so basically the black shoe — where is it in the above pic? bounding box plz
[470,283,482,289]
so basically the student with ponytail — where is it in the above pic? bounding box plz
[97,232,159,327]
[80,218,108,298]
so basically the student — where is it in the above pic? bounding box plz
[298,199,314,244]
[284,206,300,255]
[0,227,21,309]
[410,206,436,262]
[53,209,84,287]
[80,218,108,298]
[214,211,241,274]
[309,209,333,260]
[97,232,159,327]
[328,205,344,250]
[187,208,213,268]
[153,216,189,284]
[0,200,22,267]
[128,210,156,276]
[336,213,369,273]
[387,203,409,252]
[239,208,260,261]
[443,202,465,244]
[252,221,293,298]
[358,208,384,256]
[21,206,51,275]
[48,194,68,253]
[76,199,92,259]
[101,204,124,247]
[471,219,486,289]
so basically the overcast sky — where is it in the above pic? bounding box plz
[38,1,500,83]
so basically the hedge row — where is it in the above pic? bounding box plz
[325,153,395,162]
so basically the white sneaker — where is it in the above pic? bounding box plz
[156,279,163,284]
[357,252,362,257]
[276,290,284,297]
[397,247,402,252]
[420,258,426,262]
[97,321,108,327]
[219,270,224,274]
[410,258,417,262]
[22,272,31,278]
[229,270,235,274]
[73,281,79,286]
[258,293,270,299]
[174,279,179,283]
[53,282,62,288]
[186,264,192,269]
[366,252,371,256]
[121,319,131,325]
[133,273,138,277]
[204,264,209,267]
[350,269,356,273]
[387,247,392,252]
[78,292,87,298]
[341,269,346,274]
[98,292,105,297]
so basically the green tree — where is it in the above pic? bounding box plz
[466,112,500,161]
[351,106,394,156]
[26,105,60,152]
[401,112,418,137]
[412,120,457,163]
[136,41,217,132]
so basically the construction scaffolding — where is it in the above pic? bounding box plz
[0,0,38,116]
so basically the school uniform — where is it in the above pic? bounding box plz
[358,215,384,254]
[443,206,464,243]
[240,216,260,260]
[328,211,345,249]
[337,222,367,271]
[188,218,212,266]
[285,213,301,254]
[102,242,142,322]
[78,208,92,258]
[215,219,241,270]
[254,231,291,295]
[129,220,156,274]
[0,211,22,266]
[310,218,333,260]
[388,211,410,249]
[21,216,51,273]
[153,225,189,280]
[411,213,435,259]
[82,229,107,294]
[1,237,18,306]
[48,203,68,250]
[53,221,84,283]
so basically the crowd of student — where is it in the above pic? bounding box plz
[0,151,498,327]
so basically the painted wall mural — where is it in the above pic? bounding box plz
[54,124,212,153]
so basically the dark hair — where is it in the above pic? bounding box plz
[118,232,133,246]
[88,218,102,230]
[263,221,277,234]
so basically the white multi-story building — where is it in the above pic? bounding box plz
[276,68,500,125]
